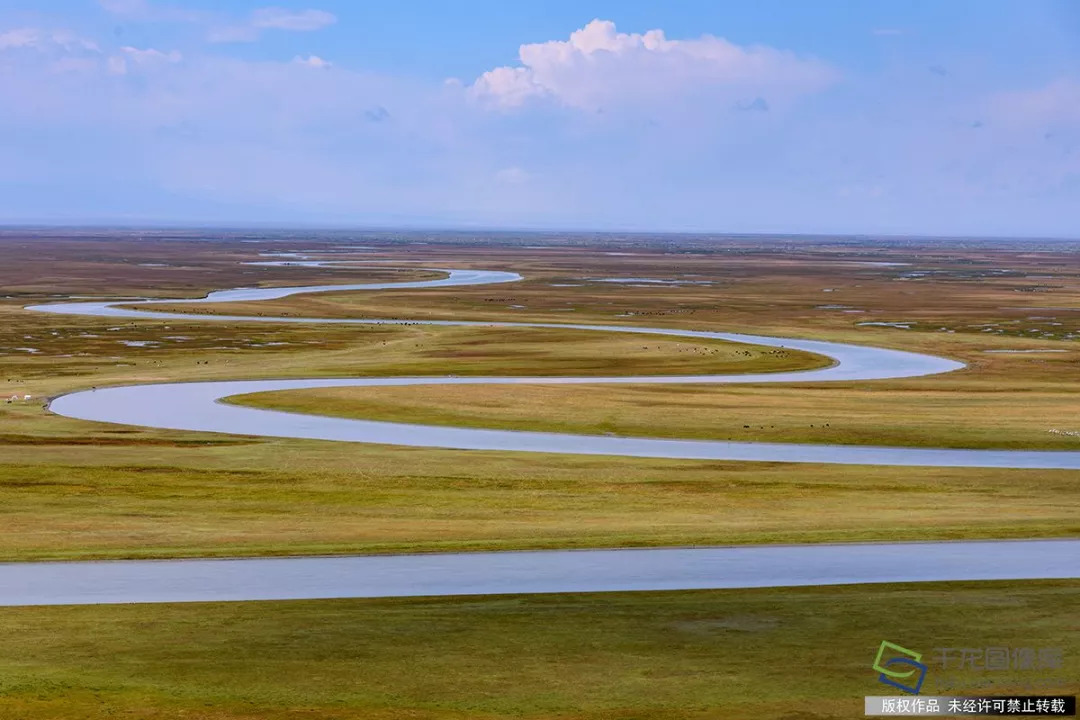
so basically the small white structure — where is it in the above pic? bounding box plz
[23,395,31,401]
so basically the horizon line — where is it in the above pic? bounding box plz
[0,223,1077,243]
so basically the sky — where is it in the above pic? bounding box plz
[1,1,1079,236]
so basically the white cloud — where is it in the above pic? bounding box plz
[0,28,39,49]
[123,46,181,63]
[209,7,336,43]
[470,19,836,111]
[0,27,102,76]
[108,45,181,74]
[0,28,99,53]
[4,14,1080,235]
[252,8,336,32]
[472,66,542,108]
[54,30,101,53]
[292,54,331,69]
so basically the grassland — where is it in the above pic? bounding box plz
[167,236,1080,452]
[0,233,1077,719]
[0,580,1075,719]
[231,356,1080,450]
[0,234,1078,561]
[8,434,1080,560]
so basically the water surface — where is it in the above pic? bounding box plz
[1,540,1074,606]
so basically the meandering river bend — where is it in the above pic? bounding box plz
[26,264,1080,468]
[9,261,1075,605]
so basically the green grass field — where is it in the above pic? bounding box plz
[7,436,1079,561]
[0,235,1077,719]
[1,237,1079,561]
[0,581,1075,719]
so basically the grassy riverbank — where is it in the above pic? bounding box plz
[0,580,1075,719]
[1,236,1079,561]
[4,433,1079,560]
[232,369,1080,450]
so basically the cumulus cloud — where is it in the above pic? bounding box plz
[469,19,836,112]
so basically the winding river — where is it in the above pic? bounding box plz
[7,259,1076,605]
[25,263,1080,469]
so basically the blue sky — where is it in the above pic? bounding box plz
[1,1,1079,235]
